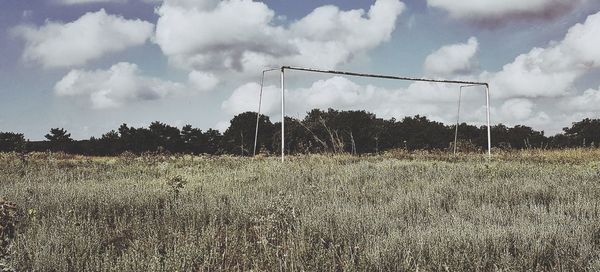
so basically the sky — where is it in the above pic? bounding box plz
[1,0,600,140]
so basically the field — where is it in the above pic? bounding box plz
[2,150,600,271]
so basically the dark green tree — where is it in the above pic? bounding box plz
[181,125,207,154]
[95,130,121,155]
[149,121,182,153]
[44,128,72,152]
[45,128,72,142]
[507,125,546,149]
[203,129,223,155]
[272,117,312,155]
[223,112,274,156]
[0,132,26,152]
[393,115,451,150]
[563,118,600,147]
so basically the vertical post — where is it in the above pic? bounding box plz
[253,71,266,157]
[454,86,463,155]
[281,67,285,162]
[485,84,492,158]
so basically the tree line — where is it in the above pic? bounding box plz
[1,108,599,155]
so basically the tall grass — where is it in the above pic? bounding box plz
[0,150,600,271]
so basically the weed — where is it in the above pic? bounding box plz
[0,150,600,270]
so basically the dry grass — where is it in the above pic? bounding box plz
[0,150,600,271]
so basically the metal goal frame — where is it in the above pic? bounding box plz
[253,66,491,161]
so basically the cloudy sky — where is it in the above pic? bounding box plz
[1,0,600,140]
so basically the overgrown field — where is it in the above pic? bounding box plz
[1,150,600,271]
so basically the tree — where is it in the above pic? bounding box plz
[301,109,336,153]
[203,129,223,155]
[563,118,600,147]
[507,125,545,149]
[548,134,572,148]
[149,121,182,153]
[117,124,156,153]
[181,125,207,154]
[44,128,73,152]
[327,110,383,154]
[223,112,274,156]
[393,115,451,150]
[272,117,311,155]
[0,132,26,152]
[444,122,483,151]
[45,128,72,142]
[94,130,121,155]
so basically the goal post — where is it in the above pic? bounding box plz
[253,66,491,161]
[454,84,487,155]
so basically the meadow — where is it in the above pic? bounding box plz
[1,149,600,271]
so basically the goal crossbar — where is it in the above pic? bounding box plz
[253,66,492,161]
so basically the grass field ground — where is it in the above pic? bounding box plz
[1,149,600,271]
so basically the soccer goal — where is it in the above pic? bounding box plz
[253,66,491,161]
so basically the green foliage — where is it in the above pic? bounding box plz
[0,133,25,153]
[1,151,600,270]
[563,118,600,147]
[7,112,600,156]
[223,112,274,156]
[44,128,72,142]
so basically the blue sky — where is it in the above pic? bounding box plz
[1,0,600,140]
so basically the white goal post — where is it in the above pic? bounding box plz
[253,66,491,161]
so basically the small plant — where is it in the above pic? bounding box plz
[167,175,188,197]
[27,208,37,222]
[0,198,18,272]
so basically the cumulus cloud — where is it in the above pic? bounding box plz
[154,0,405,76]
[567,86,600,111]
[54,62,185,109]
[427,0,581,25]
[222,82,281,117]
[13,9,154,68]
[188,71,219,92]
[220,10,600,134]
[484,11,600,99]
[499,98,534,121]
[424,37,479,77]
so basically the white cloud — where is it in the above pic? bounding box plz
[567,86,600,112]
[54,62,185,109]
[154,0,405,76]
[13,9,153,68]
[424,37,479,77]
[222,82,280,116]
[484,11,600,99]
[427,0,581,25]
[526,112,552,129]
[220,10,600,135]
[483,48,579,99]
[215,121,231,132]
[188,71,219,92]
[500,98,534,121]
